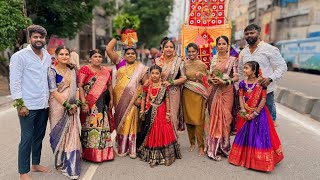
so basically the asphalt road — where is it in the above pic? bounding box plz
[1,103,320,180]
[278,71,320,98]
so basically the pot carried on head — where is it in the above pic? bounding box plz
[121,29,138,47]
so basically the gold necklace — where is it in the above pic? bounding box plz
[56,65,67,76]
[245,78,257,93]
[89,64,101,73]
[125,62,134,79]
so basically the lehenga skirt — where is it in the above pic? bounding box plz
[138,102,181,166]
[228,107,284,172]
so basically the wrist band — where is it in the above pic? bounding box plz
[169,79,174,86]
[75,100,82,107]
[63,101,68,107]
[81,101,87,106]
[13,98,26,110]
[224,80,229,86]
[66,103,72,110]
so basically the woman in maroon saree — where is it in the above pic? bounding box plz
[78,49,114,162]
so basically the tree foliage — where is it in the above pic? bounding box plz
[123,0,174,48]
[26,0,99,39]
[103,0,117,16]
[114,13,140,31]
[0,0,31,51]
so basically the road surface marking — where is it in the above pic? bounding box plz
[277,103,320,136]
[81,164,99,180]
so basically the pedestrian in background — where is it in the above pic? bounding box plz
[182,43,208,157]
[238,24,287,127]
[207,36,239,161]
[150,47,160,65]
[9,24,52,180]
[70,47,80,69]
[229,61,284,171]
[48,46,81,179]
[142,49,152,67]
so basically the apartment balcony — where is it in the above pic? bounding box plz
[277,8,309,20]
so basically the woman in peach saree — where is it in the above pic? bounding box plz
[155,39,186,131]
[207,36,239,161]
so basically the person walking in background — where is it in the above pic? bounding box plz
[182,43,208,157]
[238,24,287,127]
[142,49,152,67]
[207,36,239,161]
[10,25,52,180]
[150,47,160,66]
[78,49,114,162]
[229,61,284,172]
[48,46,81,179]
[70,47,80,69]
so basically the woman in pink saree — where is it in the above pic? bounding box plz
[48,46,81,179]
[155,39,186,131]
[207,36,239,161]
[106,38,148,158]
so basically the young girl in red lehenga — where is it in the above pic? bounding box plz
[228,61,284,172]
[137,65,181,167]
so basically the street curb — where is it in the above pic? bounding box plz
[310,100,320,121]
[276,87,320,122]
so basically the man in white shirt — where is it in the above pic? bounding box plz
[10,25,52,180]
[238,24,287,126]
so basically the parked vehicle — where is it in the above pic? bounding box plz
[276,37,320,71]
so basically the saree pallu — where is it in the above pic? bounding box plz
[78,65,114,162]
[156,56,185,131]
[228,81,283,172]
[48,67,81,179]
[114,60,148,157]
[206,57,235,160]
[182,80,208,125]
[138,86,181,167]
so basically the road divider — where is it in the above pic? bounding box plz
[276,87,320,122]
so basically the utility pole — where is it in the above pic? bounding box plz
[92,9,96,50]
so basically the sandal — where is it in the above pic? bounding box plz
[211,155,222,161]
[189,145,195,152]
[198,148,204,157]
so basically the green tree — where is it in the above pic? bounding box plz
[231,20,236,44]
[103,0,117,16]
[26,0,99,39]
[123,0,174,48]
[0,0,31,51]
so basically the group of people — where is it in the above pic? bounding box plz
[10,23,287,180]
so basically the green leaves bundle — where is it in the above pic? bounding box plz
[113,14,140,32]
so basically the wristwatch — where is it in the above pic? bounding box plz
[268,78,273,83]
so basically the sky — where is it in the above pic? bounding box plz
[168,0,189,38]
